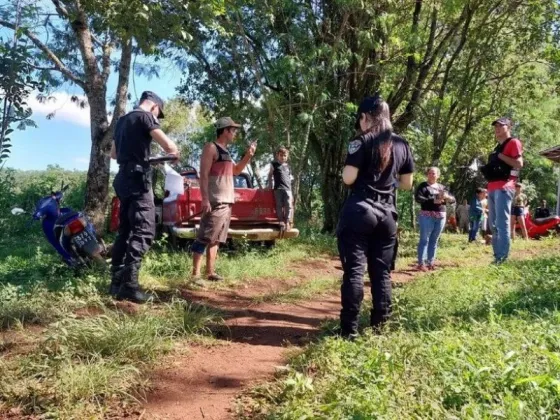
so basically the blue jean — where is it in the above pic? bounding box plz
[469,218,482,242]
[417,214,446,266]
[488,188,515,262]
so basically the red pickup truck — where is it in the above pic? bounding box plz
[110,167,299,245]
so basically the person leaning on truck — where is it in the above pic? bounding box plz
[191,117,257,282]
[109,91,179,304]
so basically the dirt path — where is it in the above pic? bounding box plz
[142,256,431,420]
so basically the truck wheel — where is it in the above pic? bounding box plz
[166,226,191,250]
[166,226,179,249]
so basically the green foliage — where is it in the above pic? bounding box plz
[0,34,40,165]
[0,167,88,241]
[157,99,211,167]
[178,0,560,231]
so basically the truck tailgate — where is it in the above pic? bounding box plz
[231,189,277,222]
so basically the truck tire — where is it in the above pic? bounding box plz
[166,226,192,250]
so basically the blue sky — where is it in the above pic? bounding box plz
[7,65,184,172]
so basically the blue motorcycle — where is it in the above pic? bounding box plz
[12,185,107,267]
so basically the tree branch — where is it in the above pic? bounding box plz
[101,41,114,84]
[51,0,104,48]
[0,18,85,88]
[388,0,422,111]
[51,0,69,19]
[108,38,133,138]
[69,2,101,91]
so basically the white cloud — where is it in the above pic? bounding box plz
[29,92,91,127]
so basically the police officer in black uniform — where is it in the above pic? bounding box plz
[109,91,179,303]
[337,94,414,339]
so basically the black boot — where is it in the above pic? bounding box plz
[116,263,151,304]
[370,309,390,333]
[109,265,124,297]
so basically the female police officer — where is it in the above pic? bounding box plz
[337,94,414,339]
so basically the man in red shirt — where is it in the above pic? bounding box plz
[486,117,523,263]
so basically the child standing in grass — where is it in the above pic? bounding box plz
[469,188,486,243]
[268,147,293,231]
[511,183,528,240]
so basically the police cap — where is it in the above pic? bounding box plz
[140,91,165,119]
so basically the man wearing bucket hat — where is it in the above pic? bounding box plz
[191,117,257,282]
[480,117,523,264]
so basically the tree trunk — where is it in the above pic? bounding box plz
[292,118,313,208]
[83,87,110,232]
[250,160,263,188]
[83,40,132,233]
[319,133,347,233]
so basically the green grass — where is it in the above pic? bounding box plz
[0,227,335,417]
[0,301,221,417]
[0,251,105,330]
[240,237,560,419]
[252,276,340,304]
[141,235,333,290]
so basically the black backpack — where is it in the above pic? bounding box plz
[480,138,514,182]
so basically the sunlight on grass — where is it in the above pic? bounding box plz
[252,276,340,304]
[1,229,558,418]
[0,300,221,417]
[241,238,560,419]
[141,240,316,290]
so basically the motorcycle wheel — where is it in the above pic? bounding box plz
[91,253,108,267]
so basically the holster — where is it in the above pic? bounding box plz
[118,163,152,195]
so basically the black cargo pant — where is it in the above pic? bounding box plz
[111,171,155,289]
[336,194,397,335]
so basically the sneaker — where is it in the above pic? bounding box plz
[427,264,436,271]
[207,273,224,282]
[416,264,428,272]
[191,275,205,287]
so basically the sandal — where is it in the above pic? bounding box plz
[207,273,224,282]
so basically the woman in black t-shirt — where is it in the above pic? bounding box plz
[336,95,415,339]
[414,168,455,271]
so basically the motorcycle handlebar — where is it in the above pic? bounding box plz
[148,155,177,165]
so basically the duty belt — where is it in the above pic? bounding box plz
[119,162,150,174]
[352,189,394,205]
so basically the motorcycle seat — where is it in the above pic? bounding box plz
[55,210,80,225]
[533,216,558,226]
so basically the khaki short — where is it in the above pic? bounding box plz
[197,204,232,244]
